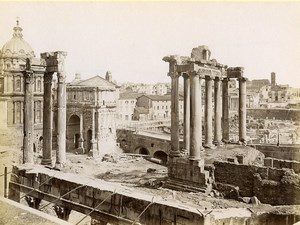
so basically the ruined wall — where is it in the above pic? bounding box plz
[255,144,300,161]
[214,161,300,205]
[117,129,173,156]
[247,108,300,121]
[264,157,300,173]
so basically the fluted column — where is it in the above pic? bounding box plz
[214,77,222,146]
[169,71,181,157]
[23,69,34,164]
[222,77,230,143]
[204,75,214,148]
[42,72,54,165]
[239,77,247,143]
[190,72,202,159]
[56,72,67,166]
[183,73,190,154]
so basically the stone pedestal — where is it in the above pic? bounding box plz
[222,78,230,143]
[214,77,222,146]
[42,72,53,165]
[23,68,34,164]
[53,205,71,221]
[25,196,41,209]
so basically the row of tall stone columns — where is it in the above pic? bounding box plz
[22,51,67,167]
[166,66,247,159]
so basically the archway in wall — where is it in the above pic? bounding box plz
[67,115,80,151]
[87,130,92,151]
[135,146,150,155]
[153,151,168,165]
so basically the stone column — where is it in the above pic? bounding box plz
[56,72,67,166]
[169,71,181,157]
[222,77,230,143]
[214,77,222,145]
[239,77,247,143]
[89,108,98,157]
[23,69,34,164]
[42,72,53,165]
[204,75,214,148]
[189,72,202,159]
[182,73,190,154]
[78,113,84,153]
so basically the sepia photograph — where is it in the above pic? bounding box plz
[0,1,299,224]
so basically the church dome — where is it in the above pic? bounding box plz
[1,21,35,59]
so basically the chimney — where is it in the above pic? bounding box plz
[105,71,112,82]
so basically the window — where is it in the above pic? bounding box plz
[162,106,164,109]
[15,79,21,92]
[157,106,159,110]
[37,80,41,92]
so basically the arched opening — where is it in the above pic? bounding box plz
[153,151,168,165]
[67,115,80,151]
[136,146,149,155]
[87,130,92,151]
[75,133,80,149]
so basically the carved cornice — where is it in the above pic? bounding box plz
[227,67,244,79]
[197,67,221,78]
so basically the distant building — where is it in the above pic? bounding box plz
[133,94,183,120]
[153,83,168,95]
[117,92,142,122]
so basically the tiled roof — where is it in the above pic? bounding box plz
[119,92,143,100]
[69,75,116,88]
[140,94,183,101]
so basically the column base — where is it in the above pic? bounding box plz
[238,139,247,145]
[169,149,182,157]
[221,138,230,144]
[213,141,223,147]
[41,158,52,166]
[54,162,65,170]
[203,143,216,149]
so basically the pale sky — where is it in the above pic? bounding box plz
[1,2,300,86]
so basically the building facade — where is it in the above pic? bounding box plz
[0,21,44,152]
[133,94,183,120]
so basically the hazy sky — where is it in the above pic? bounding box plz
[1,2,300,86]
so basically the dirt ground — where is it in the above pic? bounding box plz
[0,145,273,224]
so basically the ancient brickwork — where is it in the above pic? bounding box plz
[214,161,300,205]
[247,108,300,121]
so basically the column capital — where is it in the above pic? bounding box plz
[182,72,190,79]
[57,72,66,83]
[222,77,230,82]
[214,76,221,81]
[238,77,248,82]
[23,71,34,84]
[205,75,214,80]
[227,67,244,78]
[168,71,181,79]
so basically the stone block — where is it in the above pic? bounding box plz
[175,157,189,164]
[86,187,94,198]
[292,161,300,174]
[227,157,238,164]
[236,155,244,164]
[257,167,268,179]
[273,159,281,169]
[264,158,273,168]
[281,160,292,169]
[268,168,286,181]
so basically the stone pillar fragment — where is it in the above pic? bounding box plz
[23,63,34,164]
[169,72,181,157]
[53,205,71,221]
[89,108,98,157]
[214,77,222,145]
[222,77,230,143]
[56,72,67,166]
[189,72,202,159]
[239,77,247,143]
[204,75,214,148]
[42,72,53,165]
[25,196,41,209]
[183,73,190,154]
